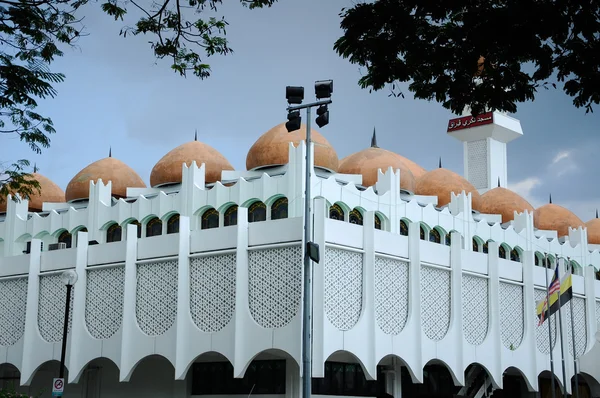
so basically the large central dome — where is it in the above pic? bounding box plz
[246,123,339,171]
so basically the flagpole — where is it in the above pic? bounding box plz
[567,257,579,398]
[555,255,568,398]
[544,254,557,398]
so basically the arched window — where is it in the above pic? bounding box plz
[107,223,122,243]
[224,205,238,227]
[329,204,344,221]
[167,214,180,234]
[429,228,441,243]
[349,209,363,225]
[510,248,521,262]
[248,201,267,223]
[419,225,426,240]
[201,208,219,229]
[483,241,489,254]
[131,220,142,238]
[445,233,452,246]
[374,215,382,230]
[472,238,479,252]
[499,245,506,259]
[58,230,72,248]
[146,217,162,237]
[271,198,288,220]
[400,220,409,236]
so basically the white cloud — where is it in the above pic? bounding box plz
[549,149,578,177]
[552,150,571,164]
[509,177,544,207]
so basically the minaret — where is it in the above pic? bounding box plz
[446,109,522,194]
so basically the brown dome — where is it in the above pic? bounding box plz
[533,203,585,238]
[150,140,234,187]
[0,172,65,213]
[587,217,600,244]
[480,187,534,223]
[66,157,146,202]
[338,147,416,192]
[415,168,482,210]
[246,123,339,171]
[402,158,427,179]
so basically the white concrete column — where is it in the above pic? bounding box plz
[20,238,42,385]
[487,241,504,388]
[522,250,539,391]
[408,221,424,383]
[311,197,327,379]
[174,216,192,380]
[450,230,465,386]
[362,211,377,379]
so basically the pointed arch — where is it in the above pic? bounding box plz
[511,246,523,262]
[499,243,511,259]
[349,207,364,225]
[400,218,410,236]
[472,236,484,252]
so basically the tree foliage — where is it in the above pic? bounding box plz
[0,0,275,205]
[334,0,600,116]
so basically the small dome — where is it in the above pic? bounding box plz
[66,157,146,202]
[480,187,534,223]
[533,203,585,237]
[338,147,416,192]
[586,216,600,244]
[415,168,482,209]
[0,172,65,213]
[246,123,339,172]
[402,158,427,179]
[150,140,234,187]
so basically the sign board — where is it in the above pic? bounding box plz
[52,378,64,397]
[447,112,494,132]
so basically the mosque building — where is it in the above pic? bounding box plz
[0,110,600,398]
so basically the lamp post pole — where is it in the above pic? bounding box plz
[59,270,78,381]
[286,97,332,398]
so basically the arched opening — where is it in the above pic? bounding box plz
[499,244,508,259]
[401,360,460,398]
[575,373,599,398]
[126,219,142,239]
[315,350,383,396]
[494,367,533,398]
[538,371,563,398]
[167,213,180,234]
[483,240,491,254]
[349,208,363,225]
[0,363,21,391]
[146,217,162,237]
[374,214,382,230]
[535,252,549,268]
[458,363,497,398]
[248,201,267,223]
[201,208,220,229]
[29,361,67,396]
[445,233,452,246]
[106,223,122,243]
[510,247,522,262]
[58,230,72,248]
[126,355,176,395]
[419,224,426,240]
[330,203,344,221]
[224,205,238,227]
[271,197,288,220]
[400,219,409,236]
[429,228,441,244]
[472,236,482,252]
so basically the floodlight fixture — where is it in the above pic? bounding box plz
[286,110,302,132]
[315,105,329,128]
[286,86,304,105]
[315,80,333,99]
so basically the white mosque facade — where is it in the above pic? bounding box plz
[1,112,600,398]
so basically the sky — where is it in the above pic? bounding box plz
[2,0,599,221]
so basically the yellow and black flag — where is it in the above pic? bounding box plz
[536,270,573,325]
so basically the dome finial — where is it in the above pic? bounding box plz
[371,127,378,148]
[33,163,37,173]
[498,177,501,187]
[438,157,442,168]
[109,146,112,158]
[549,193,552,204]
[194,129,198,141]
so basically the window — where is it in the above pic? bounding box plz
[420,225,426,240]
[429,228,441,243]
[482,242,489,254]
[58,230,72,248]
[510,248,520,262]
[472,238,479,252]
[191,360,286,395]
[329,204,344,221]
[249,201,267,223]
[349,209,363,225]
[106,223,122,243]
[146,217,162,237]
[167,214,180,234]
[400,220,409,236]
[271,197,288,220]
[131,220,142,238]
[311,362,384,397]
[374,215,382,230]
[224,205,238,226]
[445,233,452,246]
[201,208,219,229]
[499,245,506,259]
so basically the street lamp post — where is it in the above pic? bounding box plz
[285,81,333,398]
[59,270,78,380]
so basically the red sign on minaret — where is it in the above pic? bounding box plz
[447,112,494,132]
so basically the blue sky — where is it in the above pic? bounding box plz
[3,0,599,221]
